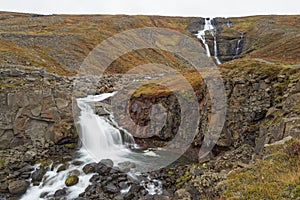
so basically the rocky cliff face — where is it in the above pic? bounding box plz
[0,66,74,150]
[124,59,300,158]
[0,65,125,151]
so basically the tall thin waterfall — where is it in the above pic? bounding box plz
[196,18,221,64]
[233,32,244,59]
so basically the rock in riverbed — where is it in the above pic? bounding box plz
[65,176,79,187]
[8,180,28,195]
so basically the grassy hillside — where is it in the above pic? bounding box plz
[224,15,300,64]
[0,12,299,76]
[0,12,195,75]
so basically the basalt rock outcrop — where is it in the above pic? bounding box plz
[123,59,300,158]
[0,66,75,149]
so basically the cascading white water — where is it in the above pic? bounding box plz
[233,32,244,59]
[225,18,232,28]
[76,92,135,162]
[196,18,221,64]
[213,36,222,64]
[21,92,163,199]
[196,18,213,57]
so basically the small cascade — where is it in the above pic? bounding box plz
[225,18,232,28]
[76,92,135,161]
[233,32,244,59]
[213,36,222,64]
[21,92,166,199]
[196,18,222,64]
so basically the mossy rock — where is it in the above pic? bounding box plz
[72,160,83,166]
[57,164,68,173]
[65,176,79,187]
[35,159,52,169]
[64,143,77,149]
[82,163,97,174]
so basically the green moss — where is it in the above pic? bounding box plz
[167,170,174,175]
[293,185,300,198]
[34,158,52,168]
[65,143,77,149]
[176,170,192,188]
[65,175,79,187]
[222,139,300,199]
[176,181,185,188]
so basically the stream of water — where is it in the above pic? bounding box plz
[195,18,221,64]
[21,92,188,199]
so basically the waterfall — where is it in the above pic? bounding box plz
[196,18,213,57]
[233,32,244,59]
[196,18,221,64]
[21,92,164,199]
[76,92,135,161]
[213,36,222,64]
[225,18,232,28]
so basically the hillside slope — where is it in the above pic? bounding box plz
[0,12,299,76]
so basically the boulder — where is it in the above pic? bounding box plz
[54,188,67,197]
[104,183,119,194]
[57,164,67,173]
[8,180,28,195]
[96,159,113,175]
[31,168,46,183]
[65,175,79,187]
[83,162,97,174]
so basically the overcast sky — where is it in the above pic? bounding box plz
[1,0,299,17]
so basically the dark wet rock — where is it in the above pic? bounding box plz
[72,160,83,166]
[57,164,67,173]
[96,159,113,175]
[123,192,135,200]
[104,183,119,194]
[31,168,46,183]
[118,161,136,172]
[40,192,49,198]
[110,166,122,174]
[83,162,97,174]
[119,181,129,190]
[8,180,28,195]
[54,188,67,197]
[89,174,100,183]
[0,182,8,193]
[65,175,79,187]
[62,156,73,162]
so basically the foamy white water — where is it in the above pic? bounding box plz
[196,18,222,64]
[233,32,244,59]
[22,92,163,199]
